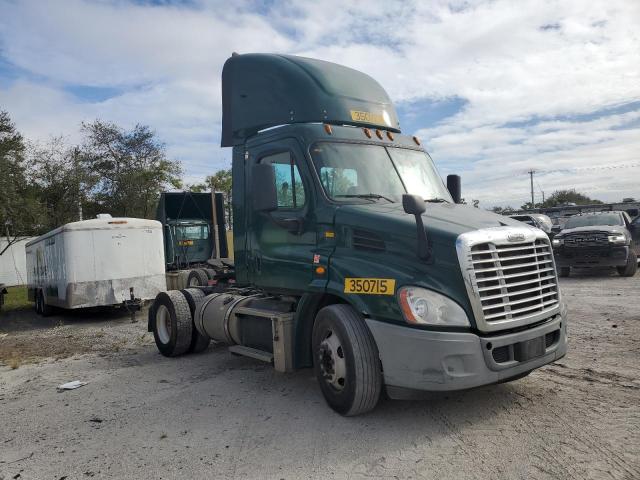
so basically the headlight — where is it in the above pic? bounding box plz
[397,287,470,327]
[552,238,563,247]
[607,234,626,245]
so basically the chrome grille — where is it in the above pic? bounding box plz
[457,227,561,332]
[563,231,609,247]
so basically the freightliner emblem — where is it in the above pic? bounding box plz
[507,233,525,242]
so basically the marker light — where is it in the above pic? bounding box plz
[413,136,421,145]
[323,124,333,135]
[398,286,469,326]
[363,128,372,138]
[375,129,383,140]
[386,131,394,141]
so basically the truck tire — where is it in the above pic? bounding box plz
[617,250,637,277]
[152,291,193,357]
[312,304,382,416]
[181,288,211,353]
[187,269,209,287]
[558,267,570,277]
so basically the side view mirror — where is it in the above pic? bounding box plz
[447,174,462,204]
[402,194,426,215]
[402,194,430,260]
[252,163,278,212]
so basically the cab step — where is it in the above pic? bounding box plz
[228,345,274,363]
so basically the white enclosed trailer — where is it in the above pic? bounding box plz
[25,215,166,313]
[0,237,34,287]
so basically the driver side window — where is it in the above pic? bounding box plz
[261,152,306,209]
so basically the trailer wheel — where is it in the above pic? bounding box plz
[152,291,193,357]
[617,250,637,277]
[558,267,570,277]
[39,290,53,317]
[312,304,382,416]
[187,269,209,287]
[181,288,211,353]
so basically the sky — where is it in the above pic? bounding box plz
[0,0,639,208]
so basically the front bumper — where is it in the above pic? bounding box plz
[366,312,567,395]
[554,245,628,267]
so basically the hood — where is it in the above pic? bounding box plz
[336,202,523,242]
[558,225,627,236]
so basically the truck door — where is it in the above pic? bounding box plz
[247,138,318,292]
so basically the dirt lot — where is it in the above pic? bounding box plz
[1,270,639,480]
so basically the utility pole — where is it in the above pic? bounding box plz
[528,170,535,207]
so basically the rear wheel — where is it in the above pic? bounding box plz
[312,304,382,416]
[34,290,42,315]
[558,267,570,277]
[39,290,53,317]
[187,269,209,287]
[152,291,193,357]
[181,288,211,353]
[617,250,637,277]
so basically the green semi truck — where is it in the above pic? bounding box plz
[148,53,567,416]
[156,191,231,288]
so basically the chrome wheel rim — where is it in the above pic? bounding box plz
[318,329,347,391]
[156,305,171,344]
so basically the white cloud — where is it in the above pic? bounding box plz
[0,0,639,207]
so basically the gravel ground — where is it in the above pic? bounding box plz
[1,270,639,480]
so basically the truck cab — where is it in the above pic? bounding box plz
[149,53,568,416]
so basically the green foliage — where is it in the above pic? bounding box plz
[0,110,41,244]
[27,138,89,232]
[519,190,603,210]
[80,120,182,218]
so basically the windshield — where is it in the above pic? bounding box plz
[310,143,452,203]
[175,224,209,240]
[564,214,623,228]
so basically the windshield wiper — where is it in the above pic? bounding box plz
[335,193,395,203]
[424,197,450,203]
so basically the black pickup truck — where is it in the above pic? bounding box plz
[552,211,639,277]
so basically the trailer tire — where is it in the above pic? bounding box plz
[181,288,211,353]
[312,304,382,416]
[35,290,42,315]
[152,291,193,357]
[617,250,637,277]
[559,267,570,277]
[39,290,54,317]
[187,269,209,287]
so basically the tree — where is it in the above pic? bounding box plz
[27,138,91,232]
[538,189,603,209]
[0,110,40,254]
[81,120,182,218]
[205,169,232,226]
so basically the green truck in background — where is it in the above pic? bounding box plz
[148,53,567,416]
[156,191,230,288]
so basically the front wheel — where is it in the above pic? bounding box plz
[617,250,637,277]
[312,304,382,416]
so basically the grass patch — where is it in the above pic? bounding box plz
[1,285,31,312]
